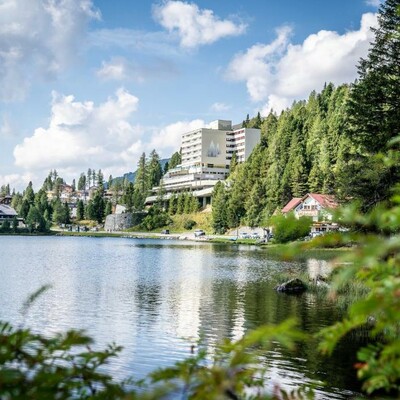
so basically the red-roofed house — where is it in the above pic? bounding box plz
[281,197,302,214]
[282,193,338,222]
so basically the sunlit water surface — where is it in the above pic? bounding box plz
[0,236,361,398]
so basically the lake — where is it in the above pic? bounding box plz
[0,236,361,398]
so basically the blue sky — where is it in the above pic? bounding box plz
[0,0,381,191]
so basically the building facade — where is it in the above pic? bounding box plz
[145,120,260,207]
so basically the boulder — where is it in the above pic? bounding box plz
[104,212,146,231]
[275,278,307,293]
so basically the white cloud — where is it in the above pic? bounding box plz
[13,89,140,176]
[153,1,246,48]
[89,29,180,57]
[365,0,381,7]
[226,13,378,114]
[11,89,205,188]
[97,57,178,82]
[0,0,99,102]
[226,26,292,102]
[0,114,13,137]
[0,173,37,191]
[148,119,205,153]
[211,102,231,113]
[97,59,127,81]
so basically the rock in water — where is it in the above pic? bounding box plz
[275,278,307,293]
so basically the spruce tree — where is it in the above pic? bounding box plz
[342,0,400,207]
[211,182,228,234]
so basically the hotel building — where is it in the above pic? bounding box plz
[145,120,261,207]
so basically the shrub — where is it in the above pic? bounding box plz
[270,213,312,243]
[183,219,197,230]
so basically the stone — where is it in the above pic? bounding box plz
[275,278,307,293]
[104,212,146,231]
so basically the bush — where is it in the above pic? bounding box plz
[270,213,312,243]
[140,206,172,231]
[183,219,197,230]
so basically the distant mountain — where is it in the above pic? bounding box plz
[111,158,169,186]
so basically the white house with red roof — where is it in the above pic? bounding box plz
[282,193,339,222]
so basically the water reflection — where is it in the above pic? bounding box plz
[0,236,361,398]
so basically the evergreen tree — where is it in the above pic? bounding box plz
[87,168,92,188]
[76,200,85,221]
[168,193,177,215]
[78,174,86,191]
[97,170,104,190]
[229,152,238,175]
[253,112,262,129]
[104,201,112,217]
[245,181,265,228]
[24,182,35,204]
[342,0,400,207]
[147,150,163,189]
[211,182,228,234]
[12,216,18,232]
[169,151,182,170]
[176,193,185,214]
[135,153,147,198]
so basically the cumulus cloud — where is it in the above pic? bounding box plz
[0,0,99,101]
[365,0,381,7]
[211,102,231,112]
[226,13,378,114]
[97,57,178,82]
[13,89,140,174]
[153,1,246,48]
[148,119,205,153]
[0,173,37,191]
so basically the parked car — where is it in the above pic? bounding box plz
[161,229,170,234]
[194,229,205,237]
[239,232,251,239]
[251,233,260,239]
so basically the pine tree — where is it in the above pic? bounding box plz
[211,182,228,234]
[87,168,92,188]
[169,151,182,169]
[78,174,86,191]
[147,150,163,189]
[135,152,147,198]
[76,200,85,221]
[342,0,400,207]
[168,193,177,215]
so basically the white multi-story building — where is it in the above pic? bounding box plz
[145,120,261,207]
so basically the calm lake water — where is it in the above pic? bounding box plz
[0,236,361,398]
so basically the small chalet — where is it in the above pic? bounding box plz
[282,193,340,236]
[282,193,338,222]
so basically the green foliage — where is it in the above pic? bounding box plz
[317,190,400,394]
[168,150,182,170]
[0,321,127,399]
[140,206,172,231]
[0,219,11,232]
[270,213,312,243]
[211,182,229,233]
[340,0,400,208]
[76,199,85,221]
[183,219,197,230]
